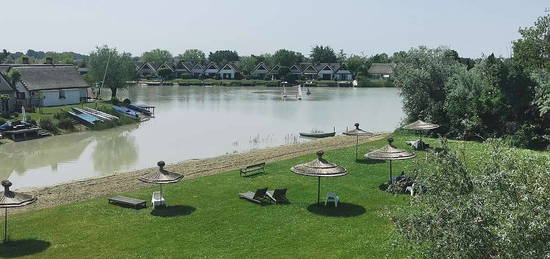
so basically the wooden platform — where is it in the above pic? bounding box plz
[108,196,147,209]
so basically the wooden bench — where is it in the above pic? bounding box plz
[108,196,147,209]
[240,162,266,176]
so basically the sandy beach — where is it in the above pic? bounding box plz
[14,133,388,214]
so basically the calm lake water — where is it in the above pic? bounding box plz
[1,86,404,189]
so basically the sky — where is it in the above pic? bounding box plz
[1,0,548,58]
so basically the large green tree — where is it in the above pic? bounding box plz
[238,56,258,76]
[208,50,239,65]
[272,49,304,66]
[88,45,135,99]
[140,49,173,67]
[177,49,206,64]
[310,45,337,63]
[512,14,550,70]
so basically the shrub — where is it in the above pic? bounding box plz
[391,139,550,258]
[0,119,6,125]
[53,111,68,120]
[39,118,59,133]
[56,118,75,130]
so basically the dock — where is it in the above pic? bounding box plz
[2,127,49,141]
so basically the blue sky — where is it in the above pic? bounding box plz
[1,0,548,57]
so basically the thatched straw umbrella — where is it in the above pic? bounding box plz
[365,137,415,183]
[343,123,374,160]
[403,120,440,148]
[138,161,183,205]
[0,180,37,243]
[291,151,348,204]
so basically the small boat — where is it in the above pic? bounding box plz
[126,104,153,116]
[68,110,103,127]
[83,107,119,121]
[0,121,33,131]
[112,105,139,119]
[299,132,336,138]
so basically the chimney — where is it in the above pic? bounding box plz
[22,56,29,64]
[45,57,53,64]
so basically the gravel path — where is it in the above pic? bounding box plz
[14,133,388,214]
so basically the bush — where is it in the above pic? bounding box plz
[56,118,75,130]
[53,111,68,120]
[391,139,550,258]
[0,119,6,125]
[39,118,59,134]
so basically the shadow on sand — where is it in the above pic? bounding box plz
[307,202,366,217]
[150,205,196,217]
[0,239,51,258]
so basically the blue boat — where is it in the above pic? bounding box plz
[112,105,139,119]
[68,109,103,127]
[126,104,153,116]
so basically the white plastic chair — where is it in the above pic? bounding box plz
[152,191,166,208]
[325,192,340,207]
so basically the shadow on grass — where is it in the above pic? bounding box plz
[307,203,366,217]
[151,205,196,217]
[378,183,390,191]
[355,158,385,164]
[0,239,51,258]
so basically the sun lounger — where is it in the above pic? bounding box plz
[108,196,147,209]
[266,188,289,204]
[239,188,269,205]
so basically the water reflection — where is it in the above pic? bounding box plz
[92,125,139,173]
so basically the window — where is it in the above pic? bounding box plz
[16,92,25,99]
[59,90,66,99]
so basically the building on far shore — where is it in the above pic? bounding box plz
[367,63,395,79]
[251,62,269,79]
[0,72,16,113]
[136,62,158,79]
[1,64,89,108]
[218,63,240,79]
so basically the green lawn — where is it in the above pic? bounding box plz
[0,133,514,258]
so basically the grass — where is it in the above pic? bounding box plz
[2,132,540,258]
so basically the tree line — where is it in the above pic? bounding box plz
[395,14,549,150]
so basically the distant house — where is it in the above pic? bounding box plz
[251,62,269,79]
[0,72,16,113]
[333,64,353,81]
[299,63,317,80]
[204,62,220,77]
[289,65,302,80]
[316,63,336,80]
[218,63,240,79]
[367,63,395,79]
[191,63,205,78]
[136,62,158,78]
[174,61,193,78]
[268,65,280,79]
[3,64,89,107]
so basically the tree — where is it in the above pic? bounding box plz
[392,139,550,258]
[272,49,304,67]
[157,67,173,81]
[531,69,550,117]
[393,47,464,126]
[310,45,337,63]
[238,56,258,76]
[208,50,239,65]
[368,53,389,63]
[177,49,206,64]
[88,45,135,100]
[277,66,292,82]
[336,49,347,63]
[6,69,21,87]
[346,55,369,77]
[0,49,9,63]
[140,49,173,67]
[512,14,550,70]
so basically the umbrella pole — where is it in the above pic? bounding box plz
[317,177,321,205]
[355,135,359,160]
[160,184,163,199]
[4,208,7,243]
[389,160,393,183]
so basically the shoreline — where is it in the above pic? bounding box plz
[13,133,388,214]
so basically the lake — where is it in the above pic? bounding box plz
[0,86,404,189]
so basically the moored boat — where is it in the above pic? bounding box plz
[126,104,153,116]
[68,109,103,127]
[299,132,336,138]
[112,105,139,119]
[82,107,119,121]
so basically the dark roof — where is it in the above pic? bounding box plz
[0,65,10,74]
[0,72,14,92]
[368,63,395,75]
[220,63,240,72]
[15,65,89,91]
